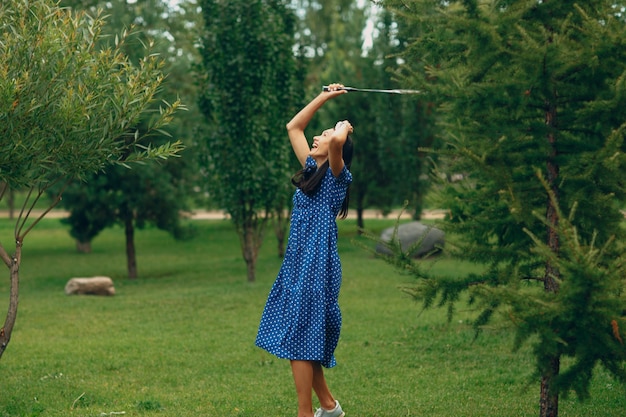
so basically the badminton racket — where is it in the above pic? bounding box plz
[322,85,422,95]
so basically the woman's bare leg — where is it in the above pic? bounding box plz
[291,360,314,417]
[312,361,337,410]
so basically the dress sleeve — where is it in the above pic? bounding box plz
[333,165,352,187]
[305,155,317,169]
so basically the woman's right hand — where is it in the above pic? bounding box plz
[322,83,348,99]
[287,83,348,166]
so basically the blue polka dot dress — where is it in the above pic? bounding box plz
[256,156,352,368]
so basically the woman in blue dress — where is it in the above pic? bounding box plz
[256,83,353,417]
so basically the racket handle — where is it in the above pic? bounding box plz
[322,85,354,92]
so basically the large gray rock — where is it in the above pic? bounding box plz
[65,276,115,296]
[376,221,444,258]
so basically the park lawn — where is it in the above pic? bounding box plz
[0,218,623,417]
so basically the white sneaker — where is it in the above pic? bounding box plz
[314,400,345,417]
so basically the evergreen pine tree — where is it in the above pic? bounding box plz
[381,1,626,416]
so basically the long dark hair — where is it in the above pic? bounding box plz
[291,136,353,219]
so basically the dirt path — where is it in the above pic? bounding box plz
[0,209,447,220]
[179,209,446,220]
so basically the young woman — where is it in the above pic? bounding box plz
[255,83,353,417]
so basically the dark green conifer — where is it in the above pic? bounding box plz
[381,1,626,415]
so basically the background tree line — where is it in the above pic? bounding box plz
[38,0,435,281]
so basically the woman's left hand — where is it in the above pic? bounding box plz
[334,120,354,136]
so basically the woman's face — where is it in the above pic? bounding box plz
[309,128,334,158]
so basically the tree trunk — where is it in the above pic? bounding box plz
[540,355,560,417]
[0,241,22,360]
[356,207,364,231]
[545,100,560,294]
[540,100,561,417]
[125,216,138,279]
[8,188,14,220]
[355,190,365,233]
[411,190,423,221]
[242,222,260,282]
[245,257,255,282]
[76,240,92,253]
[273,209,289,258]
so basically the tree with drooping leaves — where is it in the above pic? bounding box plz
[0,0,183,359]
[379,1,626,416]
[58,0,200,278]
[197,0,300,282]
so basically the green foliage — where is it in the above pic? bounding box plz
[0,0,183,189]
[58,174,116,245]
[53,0,197,269]
[197,0,300,280]
[512,200,626,399]
[380,0,626,404]
[295,1,438,223]
[359,7,438,219]
[59,163,193,246]
[0,0,183,360]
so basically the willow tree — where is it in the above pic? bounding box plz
[58,0,200,278]
[381,1,626,416]
[197,0,299,282]
[0,0,183,359]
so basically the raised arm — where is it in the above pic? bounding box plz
[328,120,353,177]
[286,84,347,166]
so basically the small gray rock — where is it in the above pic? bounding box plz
[376,221,445,258]
[65,276,115,296]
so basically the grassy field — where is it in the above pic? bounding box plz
[0,217,623,417]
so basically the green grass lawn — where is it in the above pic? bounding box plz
[0,218,623,416]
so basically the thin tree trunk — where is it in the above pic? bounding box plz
[540,100,560,417]
[241,223,258,282]
[245,257,255,282]
[125,216,137,279]
[545,100,560,294]
[356,208,364,230]
[234,210,266,283]
[273,209,288,258]
[0,242,22,360]
[411,190,423,221]
[540,355,560,417]
[1,186,65,360]
[243,223,259,282]
[76,240,92,253]
[356,191,365,232]
[8,188,14,220]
